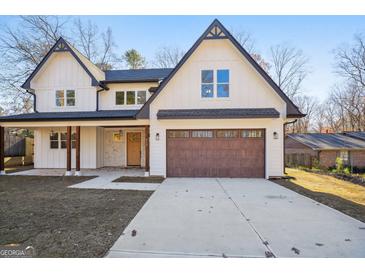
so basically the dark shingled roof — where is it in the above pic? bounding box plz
[157,108,280,119]
[344,131,365,141]
[288,133,365,150]
[103,68,173,83]
[0,110,138,122]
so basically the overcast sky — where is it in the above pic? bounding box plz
[1,15,364,101]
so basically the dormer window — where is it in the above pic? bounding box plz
[55,90,75,107]
[201,69,230,98]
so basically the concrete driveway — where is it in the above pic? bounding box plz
[106,178,365,258]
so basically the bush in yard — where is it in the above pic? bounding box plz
[335,157,344,173]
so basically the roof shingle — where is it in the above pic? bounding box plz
[288,133,365,150]
[157,108,280,119]
[0,110,138,122]
[103,68,173,83]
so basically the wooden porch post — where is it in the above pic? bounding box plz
[145,125,150,176]
[0,126,5,174]
[65,126,72,176]
[75,126,81,176]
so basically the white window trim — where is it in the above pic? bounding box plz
[50,131,76,149]
[201,69,230,99]
[55,89,77,108]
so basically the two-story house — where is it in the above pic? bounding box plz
[0,19,304,178]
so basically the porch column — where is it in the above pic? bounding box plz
[0,126,5,175]
[75,126,81,176]
[145,125,150,176]
[65,126,72,176]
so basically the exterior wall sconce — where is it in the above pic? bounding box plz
[155,133,160,141]
[273,131,279,139]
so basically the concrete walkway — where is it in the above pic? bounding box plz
[106,178,365,258]
[11,168,160,191]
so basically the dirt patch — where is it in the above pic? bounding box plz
[112,176,164,184]
[271,178,365,223]
[0,176,153,257]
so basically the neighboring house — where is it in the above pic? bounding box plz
[0,19,304,178]
[285,133,365,169]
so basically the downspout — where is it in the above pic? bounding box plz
[283,119,298,175]
[96,83,108,111]
[25,89,37,113]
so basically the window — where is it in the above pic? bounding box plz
[217,70,229,97]
[56,90,64,107]
[50,132,59,149]
[168,131,190,138]
[137,91,147,104]
[216,130,238,138]
[201,70,214,98]
[241,129,263,138]
[60,132,76,149]
[116,91,125,105]
[126,91,135,105]
[66,90,75,106]
[192,130,214,138]
[56,90,75,106]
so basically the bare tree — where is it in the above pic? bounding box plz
[153,46,185,68]
[270,44,309,99]
[231,29,255,54]
[335,34,365,88]
[0,16,117,113]
[291,95,318,133]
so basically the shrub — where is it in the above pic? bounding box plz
[335,157,344,173]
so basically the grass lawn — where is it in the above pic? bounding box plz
[0,176,153,257]
[272,168,365,223]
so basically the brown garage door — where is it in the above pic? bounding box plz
[166,129,265,178]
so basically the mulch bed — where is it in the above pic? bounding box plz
[0,176,153,257]
[112,176,165,184]
[271,178,365,223]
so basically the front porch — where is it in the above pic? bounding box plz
[0,121,150,176]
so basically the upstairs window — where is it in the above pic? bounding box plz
[201,70,214,98]
[56,90,64,107]
[137,91,147,104]
[55,90,75,107]
[127,91,136,105]
[116,90,147,105]
[217,70,229,97]
[116,91,125,105]
[201,69,230,98]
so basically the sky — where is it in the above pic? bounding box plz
[0,15,364,101]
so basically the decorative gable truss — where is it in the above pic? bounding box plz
[206,25,227,39]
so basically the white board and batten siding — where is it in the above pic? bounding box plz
[30,52,98,112]
[34,127,99,169]
[149,39,287,178]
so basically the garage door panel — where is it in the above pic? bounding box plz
[167,129,265,178]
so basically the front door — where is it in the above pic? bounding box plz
[127,132,141,166]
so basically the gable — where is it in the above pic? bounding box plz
[22,37,104,90]
[31,52,93,89]
[149,38,286,114]
[137,19,303,119]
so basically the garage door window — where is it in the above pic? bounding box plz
[192,130,214,138]
[242,129,263,138]
[216,130,238,138]
[168,131,190,138]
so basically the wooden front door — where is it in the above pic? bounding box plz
[127,132,141,166]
